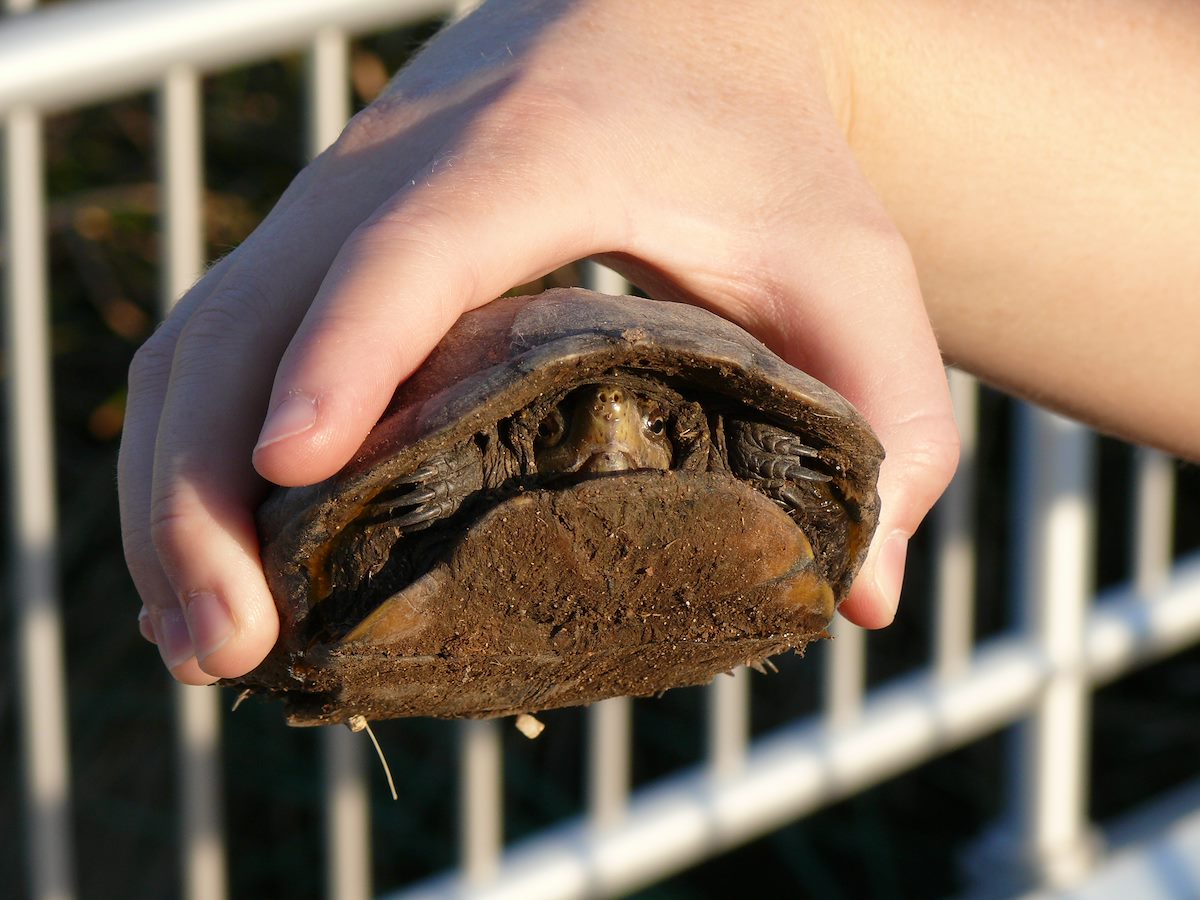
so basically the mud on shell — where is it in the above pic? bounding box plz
[232,289,883,725]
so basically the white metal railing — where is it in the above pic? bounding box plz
[3,2,1198,899]
[5,63,77,900]
[0,0,451,117]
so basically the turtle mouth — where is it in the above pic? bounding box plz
[579,449,640,474]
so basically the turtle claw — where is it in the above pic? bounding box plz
[394,505,444,531]
[394,464,439,484]
[363,445,484,533]
[760,431,821,461]
[399,485,439,506]
[777,484,806,510]
[758,455,832,484]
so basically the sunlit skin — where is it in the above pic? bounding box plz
[534,384,673,474]
[119,0,1200,684]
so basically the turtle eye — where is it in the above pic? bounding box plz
[535,409,566,445]
[646,413,667,436]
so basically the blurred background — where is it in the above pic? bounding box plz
[2,2,1198,898]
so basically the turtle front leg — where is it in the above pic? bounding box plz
[726,419,832,508]
[362,442,485,533]
[727,418,851,578]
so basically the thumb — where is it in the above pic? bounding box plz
[797,236,960,629]
[621,215,960,629]
[843,389,962,628]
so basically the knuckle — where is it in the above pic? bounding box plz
[182,281,275,342]
[122,537,165,602]
[132,279,281,390]
[179,302,249,347]
[892,409,963,492]
[472,77,589,148]
[128,329,177,395]
[916,421,963,484]
[332,94,413,156]
[147,486,204,570]
[844,215,917,284]
[119,501,176,608]
[351,201,455,259]
[171,287,278,382]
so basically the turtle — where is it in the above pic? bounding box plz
[232,288,883,725]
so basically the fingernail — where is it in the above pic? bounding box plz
[182,590,235,662]
[153,607,195,669]
[137,606,156,643]
[256,392,317,451]
[874,531,909,619]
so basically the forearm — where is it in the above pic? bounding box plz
[825,1,1200,456]
[132,0,1200,680]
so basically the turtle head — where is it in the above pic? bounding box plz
[534,383,672,474]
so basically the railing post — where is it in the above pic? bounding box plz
[969,405,1098,894]
[588,697,632,829]
[933,369,978,681]
[459,718,503,885]
[1014,407,1097,887]
[159,63,229,900]
[303,29,375,900]
[708,668,749,779]
[4,99,78,900]
[824,616,865,730]
[1133,447,1175,597]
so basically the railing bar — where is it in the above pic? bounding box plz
[159,64,228,900]
[0,0,458,118]
[1011,405,1098,889]
[1133,447,1175,598]
[304,28,374,900]
[707,668,749,779]
[824,617,865,729]
[324,723,372,900]
[176,684,226,900]
[4,102,78,900]
[933,369,978,681]
[581,260,630,297]
[308,25,351,161]
[587,697,632,829]
[460,719,503,885]
[1084,555,1200,683]
[159,65,204,307]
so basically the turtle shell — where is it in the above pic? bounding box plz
[233,288,883,725]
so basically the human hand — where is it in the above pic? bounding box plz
[119,0,959,684]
